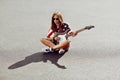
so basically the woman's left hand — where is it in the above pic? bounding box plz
[68,31,77,37]
[73,31,78,37]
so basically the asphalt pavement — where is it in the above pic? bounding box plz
[0,0,120,80]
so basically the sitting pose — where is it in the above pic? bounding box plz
[40,11,94,54]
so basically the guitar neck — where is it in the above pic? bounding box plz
[75,28,86,34]
[66,28,86,38]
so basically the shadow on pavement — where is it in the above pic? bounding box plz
[8,51,66,69]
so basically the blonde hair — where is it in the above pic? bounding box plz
[50,11,64,32]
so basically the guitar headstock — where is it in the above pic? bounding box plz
[84,25,95,30]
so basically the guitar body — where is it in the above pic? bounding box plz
[58,35,67,44]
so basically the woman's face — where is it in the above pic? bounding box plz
[53,15,60,25]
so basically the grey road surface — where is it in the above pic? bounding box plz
[0,0,120,80]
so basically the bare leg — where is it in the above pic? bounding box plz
[40,38,55,48]
[40,38,70,50]
[52,40,70,50]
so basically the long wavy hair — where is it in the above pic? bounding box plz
[50,12,64,32]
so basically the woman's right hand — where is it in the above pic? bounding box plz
[54,37,60,41]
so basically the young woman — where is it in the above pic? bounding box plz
[40,12,76,54]
[40,11,94,54]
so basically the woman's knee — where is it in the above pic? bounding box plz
[61,40,70,47]
[63,42,70,50]
[40,38,46,43]
[64,40,70,45]
[65,40,70,48]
